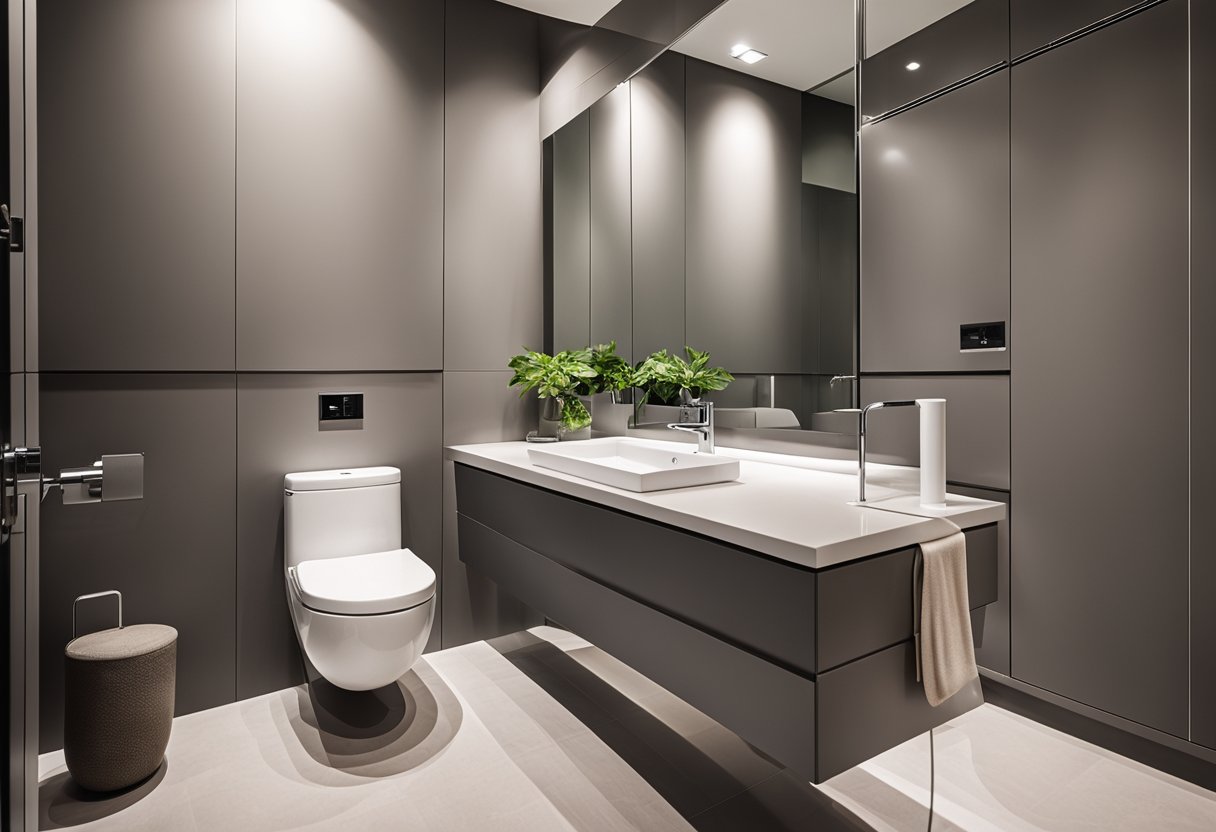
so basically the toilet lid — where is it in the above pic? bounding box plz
[293,548,436,615]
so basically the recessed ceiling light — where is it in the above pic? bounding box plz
[906,61,921,71]
[730,43,768,64]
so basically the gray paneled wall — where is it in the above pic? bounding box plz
[444,0,542,370]
[39,375,237,749]
[630,53,686,361]
[589,84,634,359]
[236,0,444,371]
[860,70,1010,374]
[36,0,543,750]
[1010,0,1189,738]
[858,375,1010,491]
[1192,0,1216,753]
[551,111,592,353]
[685,59,803,375]
[38,0,237,371]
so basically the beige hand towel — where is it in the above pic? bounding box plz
[918,525,978,707]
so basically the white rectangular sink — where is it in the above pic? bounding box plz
[527,438,740,492]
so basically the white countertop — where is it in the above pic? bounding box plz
[447,438,1006,570]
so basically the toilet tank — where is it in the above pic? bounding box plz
[283,466,402,569]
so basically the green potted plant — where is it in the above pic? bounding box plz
[507,348,597,439]
[578,342,636,435]
[633,346,733,408]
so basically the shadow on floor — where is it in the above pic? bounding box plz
[279,658,463,780]
[489,631,874,832]
[38,758,168,830]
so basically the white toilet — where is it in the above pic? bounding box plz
[283,466,435,691]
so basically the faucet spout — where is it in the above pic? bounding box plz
[858,400,918,502]
[667,402,715,454]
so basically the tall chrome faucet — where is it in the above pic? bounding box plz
[857,400,918,502]
[667,401,715,453]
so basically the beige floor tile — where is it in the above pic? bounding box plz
[35,632,1216,832]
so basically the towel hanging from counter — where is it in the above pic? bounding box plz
[916,524,978,707]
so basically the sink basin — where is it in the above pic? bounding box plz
[527,438,740,492]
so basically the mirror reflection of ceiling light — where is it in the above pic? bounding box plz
[906,61,921,70]
[730,43,768,65]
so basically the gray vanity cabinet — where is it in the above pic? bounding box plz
[860,71,1010,374]
[1010,0,1189,738]
[454,463,998,781]
[1010,0,1143,58]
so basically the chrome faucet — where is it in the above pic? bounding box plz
[667,401,715,454]
[857,400,918,502]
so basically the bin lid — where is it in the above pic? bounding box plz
[66,624,178,661]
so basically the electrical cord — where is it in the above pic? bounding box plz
[927,726,936,832]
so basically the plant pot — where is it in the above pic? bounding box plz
[590,393,633,436]
[537,397,562,438]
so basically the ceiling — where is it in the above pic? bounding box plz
[494,0,618,27]
[671,0,855,95]
[497,0,974,100]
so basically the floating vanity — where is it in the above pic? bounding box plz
[449,438,1006,782]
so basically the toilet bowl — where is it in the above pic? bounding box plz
[284,466,435,691]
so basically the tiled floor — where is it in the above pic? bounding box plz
[38,627,1216,831]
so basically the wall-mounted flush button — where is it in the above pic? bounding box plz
[319,392,364,423]
[960,321,1006,352]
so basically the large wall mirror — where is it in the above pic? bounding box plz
[543,0,859,434]
[542,0,996,437]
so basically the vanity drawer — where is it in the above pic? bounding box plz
[816,523,998,671]
[457,510,984,782]
[457,512,820,778]
[455,464,819,673]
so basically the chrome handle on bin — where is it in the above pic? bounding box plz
[73,590,123,638]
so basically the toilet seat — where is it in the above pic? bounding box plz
[292,548,435,616]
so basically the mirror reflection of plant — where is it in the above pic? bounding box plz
[577,341,634,397]
[507,348,597,431]
[633,346,733,406]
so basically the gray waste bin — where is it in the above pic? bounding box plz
[63,591,177,792]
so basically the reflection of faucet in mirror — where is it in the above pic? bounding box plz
[666,402,715,454]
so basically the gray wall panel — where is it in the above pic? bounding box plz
[39,375,237,750]
[445,0,542,371]
[236,0,444,371]
[955,485,1010,676]
[686,59,802,374]
[441,371,542,648]
[859,375,1010,490]
[1010,0,1189,737]
[861,0,1007,117]
[551,112,593,353]
[630,53,687,361]
[802,92,855,194]
[860,71,1010,373]
[38,0,236,371]
[1011,0,1141,57]
[1192,0,1216,751]
[235,373,443,700]
[589,84,634,359]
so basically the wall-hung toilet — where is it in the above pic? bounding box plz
[283,466,435,691]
